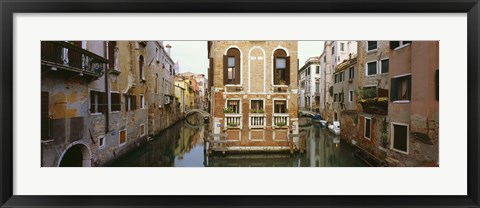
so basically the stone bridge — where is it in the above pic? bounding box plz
[184,109,210,117]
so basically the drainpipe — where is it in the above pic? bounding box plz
[104,41,110,133]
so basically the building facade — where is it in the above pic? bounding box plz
[298,56,321,112]
[207,41,299,152]
[41,41,182,167]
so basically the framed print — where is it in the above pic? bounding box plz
[1,0,479,207]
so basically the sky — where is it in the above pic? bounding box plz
[164,41,325,79]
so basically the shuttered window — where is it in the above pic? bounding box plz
[367,61,377,76]
[364,117,371,139]
[251,100,264,111]
[139,55,145,81]
[119,129,127,145]
[111,92,121,112]
[392,124,408,153]
[124,94,137,111]
[41,91,50,139]
[367,41,377,51]
[381,59,389,74]
[349,67,354,79]
[224,48,241,85]
[436,70,439,100]
[273,49,290,85]
[274,100,287,114]
[390,75,412,101]
[90,91,107,114]
[108,41,116,69]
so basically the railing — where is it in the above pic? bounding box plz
[249,114,266,129]
[41,41,108,78]
[273,113,289,128]
[225,114,242,128]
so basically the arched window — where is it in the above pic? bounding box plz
[223,48,241,85]
[273,49,290,85]
[139,55,145,81]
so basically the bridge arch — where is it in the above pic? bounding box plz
[184,109,210,117]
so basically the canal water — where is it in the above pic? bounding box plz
[109,114,367,167]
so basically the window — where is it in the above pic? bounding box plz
[340,42,345,51]
[250,100,264,112]
[332,46,335,55]
[349,90,353,102]
[341,72,344,82]
[334,74,338,83]
[316,66,320,74]
[363,86,377,99]
[349,67,354,79]
[119,129,127,145]
[111,92,121,112]
[227,100,240,114]
[224,48,241,85]
[108,41,116,69]
[140,124,146,136]
[339,93,344,102]
[124,94,137,111]
[323,55,326,62]
[315,82,320,93]
[390,75,411,101]
[169,65,173,76]
[381,59,389,74]
[366,61,377,76]
[367,41,378,51]
[436,70,439,100]
[140,95,145,109]
[98,136,105,148]
[139,55,145,81]
[392,123,409,153]
[364,117,371,140]
[390,41,412,50]
[41,91,49,140]
[90,91,106,114]
[307,67,310,75]
[155,74,159,94]
[155,47,159,62]
[274,100,287,113]
[274,49,289,85]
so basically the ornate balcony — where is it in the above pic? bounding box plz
[273,113,289,128]
[225,114,242,129]
[41,41,108,80]
[249,114,266,129]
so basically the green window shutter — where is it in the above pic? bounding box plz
[390,41,399,50]
[390,78,398,101]
[407,75,412,100]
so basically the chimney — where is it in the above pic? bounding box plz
[166,44,172,56]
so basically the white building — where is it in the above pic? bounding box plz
[195,74,208,111]
[319,41,357,122]
[298,56,321,112]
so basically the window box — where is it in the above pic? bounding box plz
[359,97,388,115]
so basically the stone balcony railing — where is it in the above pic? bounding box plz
[273,113,289,128]
[225,113,242,129]
[249,114,266,129]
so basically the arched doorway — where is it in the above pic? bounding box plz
[59,143,92,167]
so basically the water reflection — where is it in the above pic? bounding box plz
[109,115,366,167]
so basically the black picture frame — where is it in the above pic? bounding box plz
[1,0,479,207]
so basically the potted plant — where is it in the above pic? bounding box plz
[250,109,258,113]
[258,109,265,113]
[276,121,287,127]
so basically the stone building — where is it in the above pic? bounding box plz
[41,41,182,167]
[332,55,358,120]
[338,41,391,164]
[319,41,357,122]
[207,41,299,152]
[195,74,208,111]
[298,56,321,112]
[386,41,439,166]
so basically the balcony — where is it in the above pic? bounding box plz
[41,41,107,80]
[225,114,242,129]
[359,97,388,115]
[273,85,288,93]
[273,113,289,128]
[249,114,266,129]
